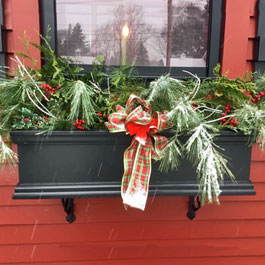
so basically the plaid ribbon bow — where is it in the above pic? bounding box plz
[106,94,170,210]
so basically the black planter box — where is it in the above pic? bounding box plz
[10,130,255,199]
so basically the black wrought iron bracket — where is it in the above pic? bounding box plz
[187,196,201,220]
[61,198,76,223]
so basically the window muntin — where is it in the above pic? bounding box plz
[56,0,209,68]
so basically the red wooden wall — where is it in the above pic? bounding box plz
[1,0,265,264]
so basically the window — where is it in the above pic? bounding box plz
[39,0,223,78]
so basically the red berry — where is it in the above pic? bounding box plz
[259,92,264,97]
[24,118,28,122]
[221,114,227,117]
[221,118,226,122]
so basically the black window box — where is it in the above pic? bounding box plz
[10,130,255,199]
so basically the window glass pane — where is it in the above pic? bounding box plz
[56,0,209,67]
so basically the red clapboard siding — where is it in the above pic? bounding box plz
[2,238,265,263]
[2,199,265,226]
[1,220,265,245]
[221,0,251,77]
[251,145,265,161]
[3,0,41,72]
[1,257,265,265]
[1,0,265,265]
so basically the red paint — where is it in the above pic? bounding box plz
[221,0,251,77]
[2,238,265,263]
[5,0,41,72]
[5,258,265,265]
[1,0,265,264]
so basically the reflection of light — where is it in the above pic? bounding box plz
[122,23,129,38]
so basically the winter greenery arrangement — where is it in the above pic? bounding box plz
[0,32,265,206]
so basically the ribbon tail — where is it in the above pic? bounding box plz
[121,138,152,211]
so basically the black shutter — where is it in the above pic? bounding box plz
[255,0,265,73]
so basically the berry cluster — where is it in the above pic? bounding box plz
[73,119,86,130]
[23,116,40,126]
[97,111,107,118]
[41,83,61,95]
[191,102,197,110]
[224,104,232,113]
[220,104,232,122]
[229,119,239,127]
[23,116,31,123]
[251,90,265,104]
[220,104,239,127]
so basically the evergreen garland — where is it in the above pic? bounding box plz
[0,32,264,205]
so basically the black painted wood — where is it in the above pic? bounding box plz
[207,0,223,77]
[255,0,265,73]
[0,0,6,71]
[39,0,57,53]
[11,130,255,199]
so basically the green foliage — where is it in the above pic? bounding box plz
[185,124,234,204]
[158,135,183,173]
[107,66,146,109]
[235,102,265,149]
[195,64,257,111]
[0,74,42,135]
[143,69,263,204]
[144,75,188,112]
[0,135,18,167]
[57,80,98,127]
[1,28,265,204]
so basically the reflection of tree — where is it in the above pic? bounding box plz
[171,2,209,58]
[154,1,209,64]
[135,40,150,66]
[94,4,152,65]
[57,23,90,56]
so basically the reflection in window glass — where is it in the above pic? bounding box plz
[56,0,209,67]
